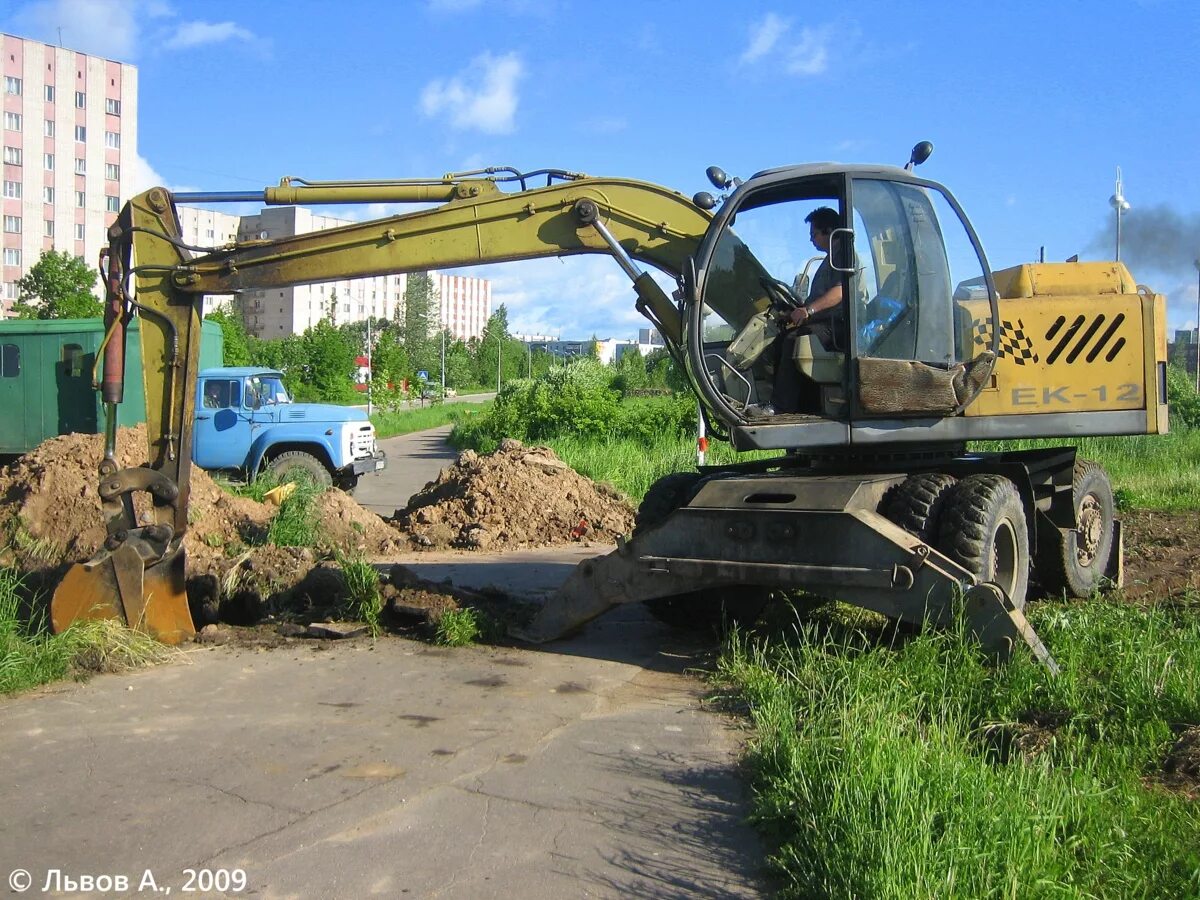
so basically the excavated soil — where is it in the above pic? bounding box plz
[1120,509,1200,602]
[394,439,634,551]
[0,429,632,629]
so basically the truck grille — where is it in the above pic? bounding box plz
[350,424,376,459]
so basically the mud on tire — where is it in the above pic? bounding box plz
[937,474,1030,610]
[881,472,958,543]
[1035,459,1114,598]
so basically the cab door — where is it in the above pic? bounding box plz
[846,175,996,421]
[193,376,252,470]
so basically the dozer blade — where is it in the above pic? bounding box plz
[51,544,195,645]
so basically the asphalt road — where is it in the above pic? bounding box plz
[0,427,770,898]
[355,425,458,518]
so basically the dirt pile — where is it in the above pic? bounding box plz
[392,439,635,551]
[0,429,631,631]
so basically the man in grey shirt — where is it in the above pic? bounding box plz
[771,206,845,413]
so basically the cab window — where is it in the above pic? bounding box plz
[850,177,989,368]
[202,379,240,409]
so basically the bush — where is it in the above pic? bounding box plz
[450,358,699,451]
[458,359,620,446]
[1167,365,1200,429]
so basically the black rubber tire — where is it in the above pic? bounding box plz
[268,450,333,488]
[634,471,704,535]
[1035,459,1115,598]
[644,588,771,632]
[635,471,770,631]
[881,473,958,544]
[937,474,1030,610]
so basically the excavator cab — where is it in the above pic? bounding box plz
[687,165,999,450]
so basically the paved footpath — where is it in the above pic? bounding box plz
[0,548,769,899]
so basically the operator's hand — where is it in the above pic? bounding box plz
[787,305,812,326]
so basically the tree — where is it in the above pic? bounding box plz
[474,306,512,388]
[205,304,253,365]
[403,272,437,373]
[610,345,648,394]
[300,319,358,403]
[11,250,102,319]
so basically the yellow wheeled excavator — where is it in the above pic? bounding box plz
[50,146,1169,671]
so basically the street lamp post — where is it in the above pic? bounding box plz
[1109,167,1130,262]
[1194,258,1200,391]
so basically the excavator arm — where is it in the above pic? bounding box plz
[51,169,716,642]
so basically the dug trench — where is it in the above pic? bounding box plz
[0,428,635,639]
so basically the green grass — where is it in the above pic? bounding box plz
[336,553,384,636]
[1,567,175,695]
[370,401,491,440]
[435,607,483,646]
[977,430,1200,511]
[719,599,1200,898]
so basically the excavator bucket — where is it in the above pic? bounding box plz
[51,544,194,645]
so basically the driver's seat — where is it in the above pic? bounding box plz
[791,332,843,384]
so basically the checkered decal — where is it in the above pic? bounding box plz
[974,319,1039,365]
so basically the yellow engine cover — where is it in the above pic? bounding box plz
[961,293,1151,417]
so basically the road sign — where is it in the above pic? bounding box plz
[417,370,429,380]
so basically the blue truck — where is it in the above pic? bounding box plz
[195,367,386,492]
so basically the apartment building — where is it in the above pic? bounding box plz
[2,33,137,315]
[228,206,406,336]
[434,272,491,341]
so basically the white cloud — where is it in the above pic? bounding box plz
[5,1,254,61]
[740,13,789,65]
[462,257,673,340]
[128,153,168,195]
[9,0,142,60]
[427,0,483,10]
[420,51,524,135]
[739,14,838,78]
[163,20,255,50]
[784,26,833,76]
[582,116,628,135]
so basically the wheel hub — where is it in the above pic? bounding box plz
[990,518,1019,598]
[1076,494,1103,566]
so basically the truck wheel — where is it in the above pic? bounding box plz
[881,473,957,543]
[634,472,703,535]
[1035,460,1114,598]
[937,474,1030,610]
[634,471,769,630]
[644,588,770,632]
[268,451,332,488]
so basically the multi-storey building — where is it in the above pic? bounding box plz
[434,272,490,341]
[230,206,407,337]
[2,32,137,316]
[175,205,240,316]
[162,205,496,340]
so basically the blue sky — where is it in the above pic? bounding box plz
[4,0,1199,340]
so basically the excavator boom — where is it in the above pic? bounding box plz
[50,169,714,642]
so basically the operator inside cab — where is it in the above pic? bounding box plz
[771,206,846,414]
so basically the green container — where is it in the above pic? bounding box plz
[0,317,224,455]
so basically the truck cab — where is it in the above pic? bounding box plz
[193,367,386,491]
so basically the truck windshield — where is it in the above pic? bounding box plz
[247,375,292,407]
